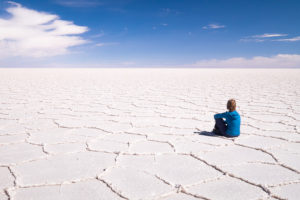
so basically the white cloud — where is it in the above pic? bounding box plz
[202,24,225,30]
[190,54,300,68]
[253,33,288,38]
[275,36,300,42]
[0,2,88,58]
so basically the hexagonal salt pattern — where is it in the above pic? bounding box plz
[0,68,299,199]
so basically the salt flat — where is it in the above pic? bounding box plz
[0,68,299,200]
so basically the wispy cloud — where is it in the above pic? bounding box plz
[159,8,171,16]
[90,31,105,38]
[202,24,225,30]
[96,42,119,47]
[0,2,88,58]
[275,36,300,42]
[54,0,103,7]
[159,8,182,16]
[55,0,132,9]
[241,33,288,42]
[152,23,168,30]
[253,33,288,38]
[250,33,300,42]
[239,38,265,43]
[190,54,300,68]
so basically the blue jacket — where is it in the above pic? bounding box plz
[214,110,241,136]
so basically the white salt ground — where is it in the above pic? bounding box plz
[0,68,299,200]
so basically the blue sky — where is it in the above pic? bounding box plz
[0,0,300,67]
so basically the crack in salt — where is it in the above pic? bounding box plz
[235,143,299,174]
[96,178,129,200]
[189,153,273,197]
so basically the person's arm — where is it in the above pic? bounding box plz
[214,112,228,119]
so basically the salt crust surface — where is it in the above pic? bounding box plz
[0,68,299,200]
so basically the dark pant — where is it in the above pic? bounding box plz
[214,118,227,136]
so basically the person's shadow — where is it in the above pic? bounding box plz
[194,131,219,137]
[194,130,236,141]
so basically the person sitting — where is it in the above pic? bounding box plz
[213,99,241,137]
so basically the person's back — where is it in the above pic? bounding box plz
[213,99,241,137]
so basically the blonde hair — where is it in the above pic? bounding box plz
[227,99,236,112]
